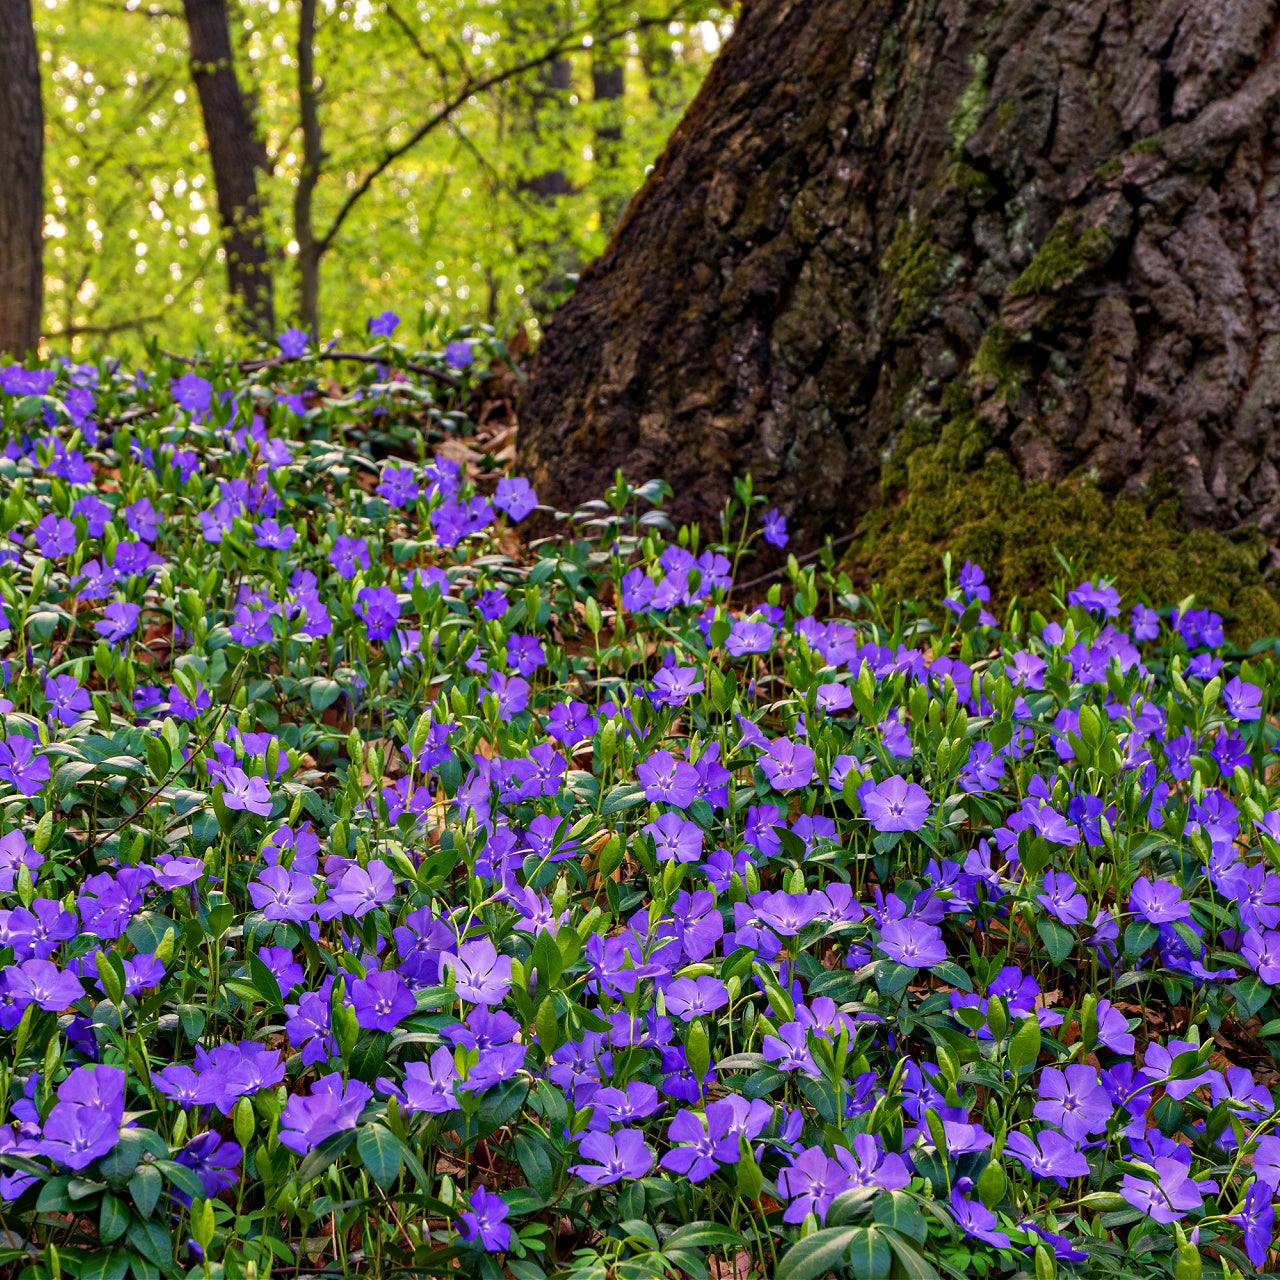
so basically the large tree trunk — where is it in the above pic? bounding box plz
[518,0,1280,550]
[0,0,44,359]
[183,0,275,336]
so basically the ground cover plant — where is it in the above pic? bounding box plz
[1,325,1280,1280]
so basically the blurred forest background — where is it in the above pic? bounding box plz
[29,0,729,349]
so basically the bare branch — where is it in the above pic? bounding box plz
[314,7,684,258]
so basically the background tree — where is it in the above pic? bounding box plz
[517,0,1280,550]
[0,0,44,357]
[182,0,274,335]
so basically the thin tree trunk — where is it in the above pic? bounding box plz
[0,0,44,358]
[294,0,322,334]
[182,0,274,336]
[591,45,625,230]
[519,0,1280,548]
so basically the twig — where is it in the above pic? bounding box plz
[161,348,460,389]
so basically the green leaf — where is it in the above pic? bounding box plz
[1124,920,1159,957]
[295,1129,357,1186]
[357,1123,403,1190]
[823,1187,877,1226]
[128,1164,162,1219]
[600,783,646,815]
[99,1192,129,1244]
[872,1192,927,1244]
[846,1227,892,1279]
[776,1226,859,1280]
[1008,1016,1042,1072]
[664,1222,745,1249]
[1036,918,1074,966]
[1232,974,1271,1019]
[247,951,283,1007]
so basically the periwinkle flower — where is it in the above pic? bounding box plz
[95,601,141,642]
[858,775,931,832]
[355,586,400,641]
[278,1074,372,1154]
[569,1129,653,1185]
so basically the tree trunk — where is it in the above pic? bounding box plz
[294,0,322,334]
[518,0,1280,550]
[0,0,43,359]
[183,0,274,336]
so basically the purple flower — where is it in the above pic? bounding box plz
[35,514,76,557]
[255,519,296,551]
[858,775,930,832]
[377,466,419,509]
[459,1184,510,1252]
[171,373,212,416]
[878,919,946,969]
[493,477,536,521]
[950,1184,1011,1247]
[249,865,317,922]
[1224,677,1263,722]
[1130,876,1190,925]
[1003,1130,1089,1185]
[570,1129,653,1185]
[662,976,728,1020]
[777,1145,858,1223]
[760,738,814,791]
[220,766,272,817]
[0,737,50,797]
[441,939,512,1005]
[396,1047,459,1114]
[36,1066,125,1170]
[4,958,85,1011]
[355,586,401,641]
[1234,1179,1276,1268]
[95,601,141,642]
[644,812,704,864]
[319,861,394,920]
[351,969,415,1031]
[278,1074,372,1154]
[1067,579,1120,618]
[1119,1157,1216,1224]
[1033,1065,1112,1141]
[445,339,474,369]
[278,327,309,358]
[637,750,699,808]
[1037,871,1087,927]
[762,508,788,548]
[368,310,400,337]
[329,535,371,579]
[175,1132,242,1202]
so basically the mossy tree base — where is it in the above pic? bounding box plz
[849,452,1280,644]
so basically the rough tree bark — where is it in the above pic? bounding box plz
[518,0,1280,550]
[183,0,275,336]
[0,0,44,358]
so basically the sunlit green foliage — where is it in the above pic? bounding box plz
[35,0,728,350]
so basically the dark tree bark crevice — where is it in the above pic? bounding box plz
[183,0,275,336]
[517,0,1280,549]
[0,0,44,358]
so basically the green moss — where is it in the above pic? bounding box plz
[849,453,1280,643]
[882,218,948,339]
[968,323,1021,401]
[949,53,990,153]
[1011,221,1113,297]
